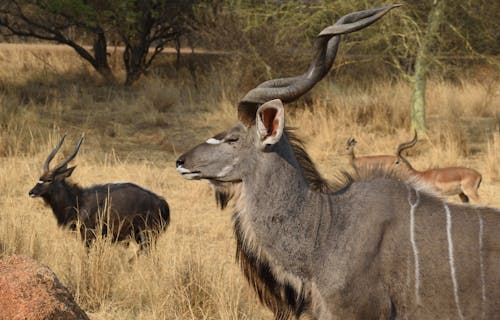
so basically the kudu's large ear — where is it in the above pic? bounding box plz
[256,99,285,146]
[54,166,76,181]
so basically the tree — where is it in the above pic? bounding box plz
[0,0,197,85]
[410,0,445,135]
[377,0,498,133]
[99,0,196,85]
[0,0,114,81]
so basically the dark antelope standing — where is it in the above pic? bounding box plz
[29,135,170,250]
[395,131,483,203]
[176,5,500,320]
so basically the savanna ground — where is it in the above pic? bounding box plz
[0,44,499,319]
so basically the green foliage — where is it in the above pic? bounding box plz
[0,0,198,84]
[193,0,499,85]
[1,0,497,86]
[41,0,97,22]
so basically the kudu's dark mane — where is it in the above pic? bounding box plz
[62,180,82,195]
[233,215,310,319]
[42,180,82,227]
[286,129,336,193]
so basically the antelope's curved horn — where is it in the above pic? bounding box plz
[53,134,85,172]
[396,130,418,158]
[44,134,66,172]
[238,4,401,126]
[318,4,402,37]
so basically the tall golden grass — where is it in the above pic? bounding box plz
[0,44,499,319]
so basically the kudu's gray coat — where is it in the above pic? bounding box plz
[29,135,170,250]
[176,5,500,320]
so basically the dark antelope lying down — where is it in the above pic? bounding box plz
[29,135,170,250]
[176,5,500,320]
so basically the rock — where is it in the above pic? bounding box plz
[0,255,89,320]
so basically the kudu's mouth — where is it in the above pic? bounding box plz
[176,156,203,180]
[176,165,202,180]
[28,191,40,198]
[176,163,226,181]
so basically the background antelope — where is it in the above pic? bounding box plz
[29,135,170,250]
[345,132,417,173]
[396,132,483,203]
[176,5,500,320]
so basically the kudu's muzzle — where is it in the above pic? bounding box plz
[28,181,45,198]
[28,188,39,198]
[175,154,202,180]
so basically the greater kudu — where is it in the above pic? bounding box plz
[29,135,170,250]
[176,5,500,320]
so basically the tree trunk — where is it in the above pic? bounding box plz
[123,43,148,86]
[93,31,115,82]
[411,58,427,134]
[411,0,445,135]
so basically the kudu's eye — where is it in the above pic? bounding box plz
[225,137,239,144]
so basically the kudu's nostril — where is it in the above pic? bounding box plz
[176,158,185,168]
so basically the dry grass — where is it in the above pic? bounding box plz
[0,44,499,319]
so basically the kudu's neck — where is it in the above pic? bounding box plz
[244,136,309,209]
[42,180,81,227]
[240,135,337,276]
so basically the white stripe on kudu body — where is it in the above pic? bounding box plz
[444,204,464,320]
[407,186,421,304]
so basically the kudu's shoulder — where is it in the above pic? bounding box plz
[341,176,442,211]
[347,175,419,198]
